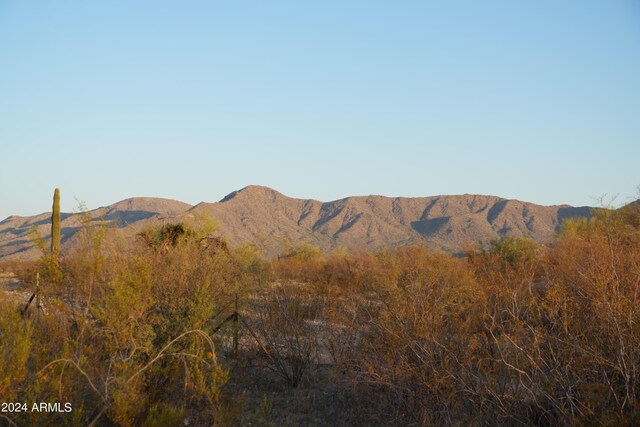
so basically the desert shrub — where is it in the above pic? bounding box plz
[325,233,632,425]
[0,260,33,276]
[0,302,31,403]
[483,236,537,265]
[339,209,640,425]
[539,207,640,424]
[138,222,195,253]
[318,247,352,288]
[248,284,321,387]
[5,201,640,425]
[141,403,183,427]
[318,247,377,292]
[347,250,486,425]
[233,244,273,288]
[2,215,246,426]
[273,243,324,283]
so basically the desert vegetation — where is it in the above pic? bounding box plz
[1,199,639,426]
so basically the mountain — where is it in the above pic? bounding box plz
[0,186,593,260]
[0,197,191,260]
[191,186,592,255]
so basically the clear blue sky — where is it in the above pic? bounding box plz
[1,1,639,220]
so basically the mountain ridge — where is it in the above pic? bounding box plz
[0,186,595,260]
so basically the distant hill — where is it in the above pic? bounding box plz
[0,186,594,260]
[192,186,592,255]
[0,197,191,260]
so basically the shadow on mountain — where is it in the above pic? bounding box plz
[498,225,513,236]
[334,213,363,236]
[312,202,346,232]
[411,217,450,236]
[418,199,439,220]
[30,211,157,229]
[220,190,240,203]
[4,246,31,257]
[61,227,82,243]
[486,200,508,224]
[104,210,157,226]
[32,213,73,227]
[2,239,31,248]
[0,227,30,237]
[297,201,317,225]
[557,206,592,230]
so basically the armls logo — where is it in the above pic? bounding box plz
[31,403,72,413]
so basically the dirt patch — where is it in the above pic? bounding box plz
[221,360,354,426]
[0,272,32,305]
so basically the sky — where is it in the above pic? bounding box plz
[1,1,639,220]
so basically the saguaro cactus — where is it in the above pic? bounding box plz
[51,188,61,261]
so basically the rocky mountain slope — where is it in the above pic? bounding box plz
[193,186,592,255]
[0,197,191,260]
[0,186,593,260]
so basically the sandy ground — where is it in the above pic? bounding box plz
[0,272,32,305]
